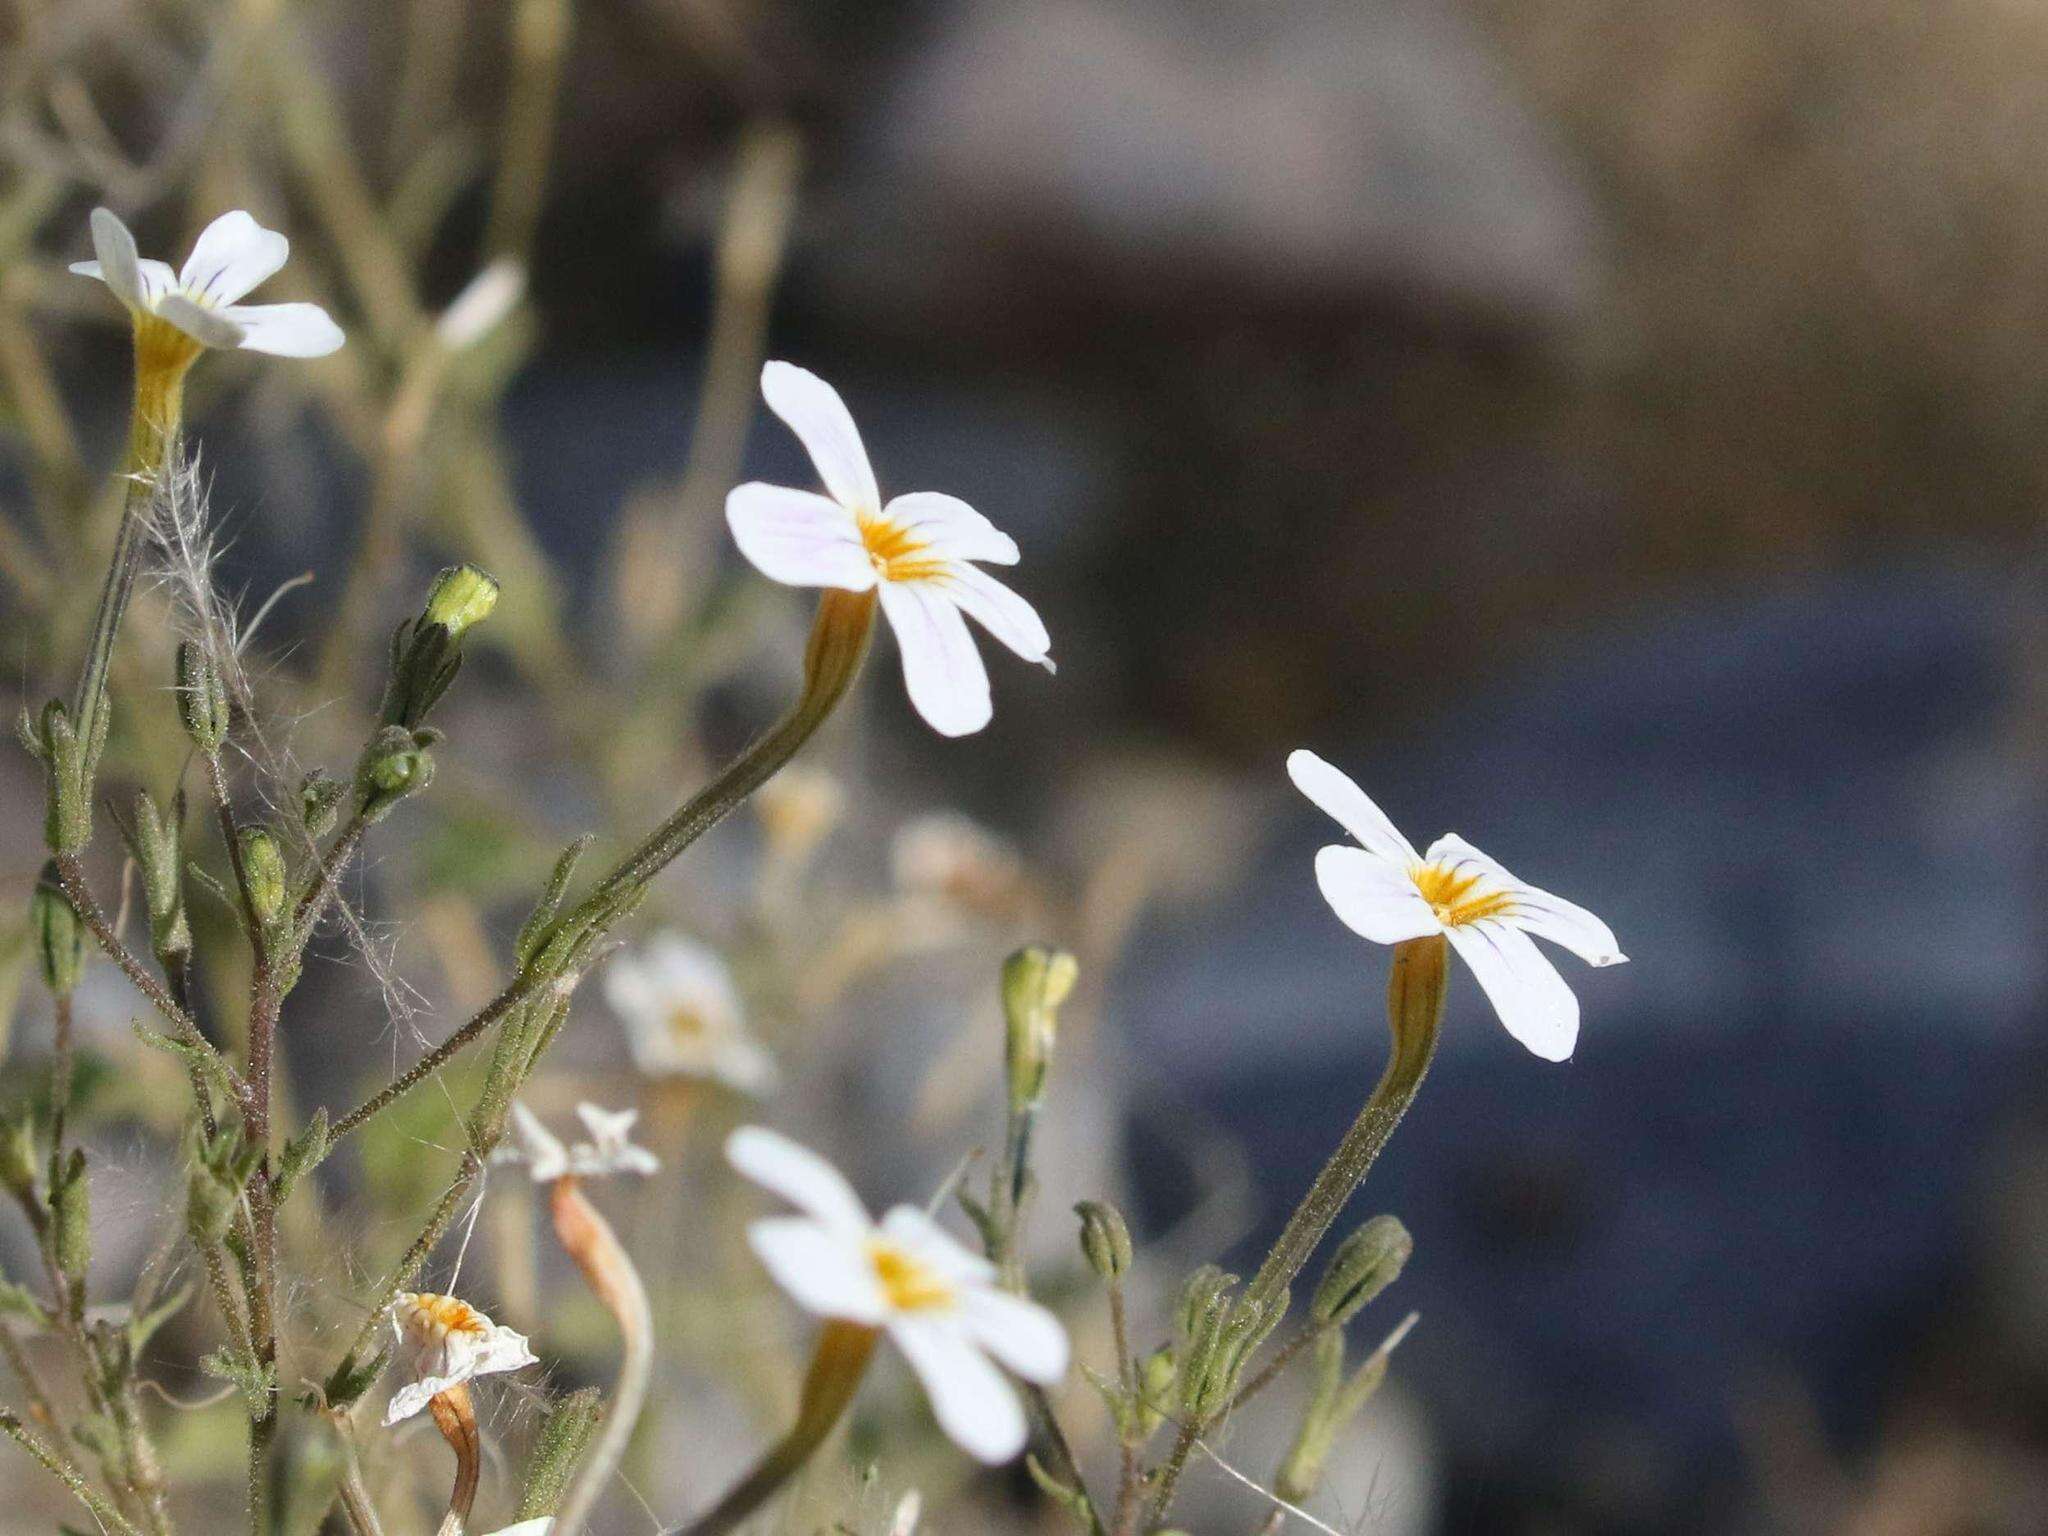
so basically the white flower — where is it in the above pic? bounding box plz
[889,1491,922,1535]
[726,362,1053,737]
[480,1524,553,1536]
[890,810,1027,916]
[727,1126,1068,1464]
[382,1291,538,1426]
[1289,749,1626,1062]
[70,208,343,358]
[494,1101,661,1182]
[603,934,778,1094]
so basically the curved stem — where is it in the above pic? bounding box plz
[668,1321,877,1536]
[545,1178,652,1536]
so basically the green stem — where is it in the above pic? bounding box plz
[668,1322,878,1536]
[0,1406,143,1536]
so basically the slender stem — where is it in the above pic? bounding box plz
[334,1444,387,1536]
[546,1178,652,1536]
[668,1322,878,1536]
[48,992,73,1157]
[0,1322,64,1442]
[427,1384,481,1535]
[339,1153,484,1367]
[1228,1323,1322,1414]
[1107,1283,1141,1532]
[0,1406,143,1536]
[328,981,528,1142]
[290,813,369,943]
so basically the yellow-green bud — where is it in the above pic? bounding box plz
[299,770,345,838]
[31,861,85,997]
[423,563,500,641]
[354,726,438,822]
[28,700,91,853]
[128,791,190,964]
[1135,1346,1176,1439]
[1001,945,1077,1109]
[176,642,230,753]
[237,828,288,926]
[1311,1215,1411,1328]
[1075,1200,1133,1281]
[0,1117,37,1199]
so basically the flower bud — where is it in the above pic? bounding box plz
[28,700,91,853]
[128,791,191,965]
[423,563,500,641]
[1001,945,1077,1110]
[1310,1214,1411,1329]
[0,1115,38,1199]
[1075,1200,1133,1281]
[176,641,230,753]
[299,770,346,838]
[1135,1346,1176,1439]
[237,828,288,926]
[354,726,438,822]
[31,861,85,997]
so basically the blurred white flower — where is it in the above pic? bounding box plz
[435,257,525,349]
[1289,749,1626,1062]
[726,361,1053,736]
[480,1523,553,1535]
[727,1126,1068,1463]
[603,934,778,1094]
[753,763,846,865]
[382,1291,538,1426]
[890,811,1026,917]
[888,1490,923,1535]
[70,208,344,358]
[495,1101,661,1182]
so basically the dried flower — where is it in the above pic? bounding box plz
[71,209,343,358]
[728,1126,1068,1463]
[726,362,1052,736]
[1289,750,1626,1060]
[603,934,778,1094]
[382,1291,538,1426]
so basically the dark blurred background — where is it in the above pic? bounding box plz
[6,0,2048,1532]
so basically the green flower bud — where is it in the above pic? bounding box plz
[1075,1200,1133,1281]
[299,770,345,838]
[1001,945,1077,1110]
[1135,1346,1177,1439]
[31,861,85,997]
[29,700,91,853]
[0,1116,38,1199]
[1310,1215,1411,1329]
[176,642,230,753]
[237,828,288,926]
[128,791,190,965]
[186,1160,235,1244]
[422,563,500,641]
[353,726,438,822]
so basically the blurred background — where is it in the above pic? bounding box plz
[2,0,2046,1532]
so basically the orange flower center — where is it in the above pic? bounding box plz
[1410,863,1516,928]
[402,1294,490,1342]
[858,513,947,584]
[866,1240,955,1312]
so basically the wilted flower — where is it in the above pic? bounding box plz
[70,208,343,358]
[383,1291,538,1425]
[603,934,777,1094]
[728,1126,1068,1463]
[495,1102,661,1182]
[726,362,1053,736]
[1289,750,1626,1061]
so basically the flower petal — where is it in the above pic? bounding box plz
[760,361,881,513]
[888,1315,1028,1463]
[179,210,288,305]
[382,1377,443,1425]
[927,564,1052,668]
[155,293,245,350]
[1287,751,1419,865]
[85,208,143,309]
[877,580,992,737]
[1425,834,1625,966]
[709,1035,780,1095]
[1312,846,1442,945]
[746,1216,888,1324]
[876,1206,997,1287]
[499,1101,569,1181]
[957,1287,1069,1385]
[1445,921,1581,1061]
[880,492,1020,565]
[218,301,344,357]
[725,483,876,591]
[726,1126,872,1235]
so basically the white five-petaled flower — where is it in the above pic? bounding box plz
[495,1101,661,1182]
[726,362,1053,737]
[382,1291,538,1426]
[70,208,344,358]
[1289,750,1626,1062]
[603,933,778,1094]
[728,1127,1068,1464]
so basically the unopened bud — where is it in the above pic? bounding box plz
[129,792,190,964]
[299,770,346,838]
[354,726,438,822]
[0,1116,37,1198]
[1001,945,1077,1110]
[423,564,500,641]
[1075,1200,1133,1281]
[31,700,91,853]
[237,828,288,926]
[176,642,230,753]
[1135,1346,1176,1439]
[31,861,85,997]
[1311,1215,1411,1328]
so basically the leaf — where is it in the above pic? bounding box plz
[128,1283,192,1354]
[1025,1454,1095,1530]
[0,1275,47,1325]
[201,1345,275,1414]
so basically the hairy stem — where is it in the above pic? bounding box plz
[0,1406,143,1536]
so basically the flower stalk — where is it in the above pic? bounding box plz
[427,1383,482,1536]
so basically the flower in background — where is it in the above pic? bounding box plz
[888,1491,922,1535]
[753,763,846,866]
[603,933,778,1094]
[891,810,1028,920]
[481,1524,553,1536]
[726,362,1053,737]
[70,208,344,358]
[728,1126,1068,1463]
[382,1291,538,1425]
[1289,749,1626,1061]
[495,1102,661,1182]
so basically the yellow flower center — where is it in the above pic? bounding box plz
[402,1293,489,1342]
[858,512,947,584]
[1410,863,1516,928]
[866,1239,955,1312]
[667,1005,708,1047]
